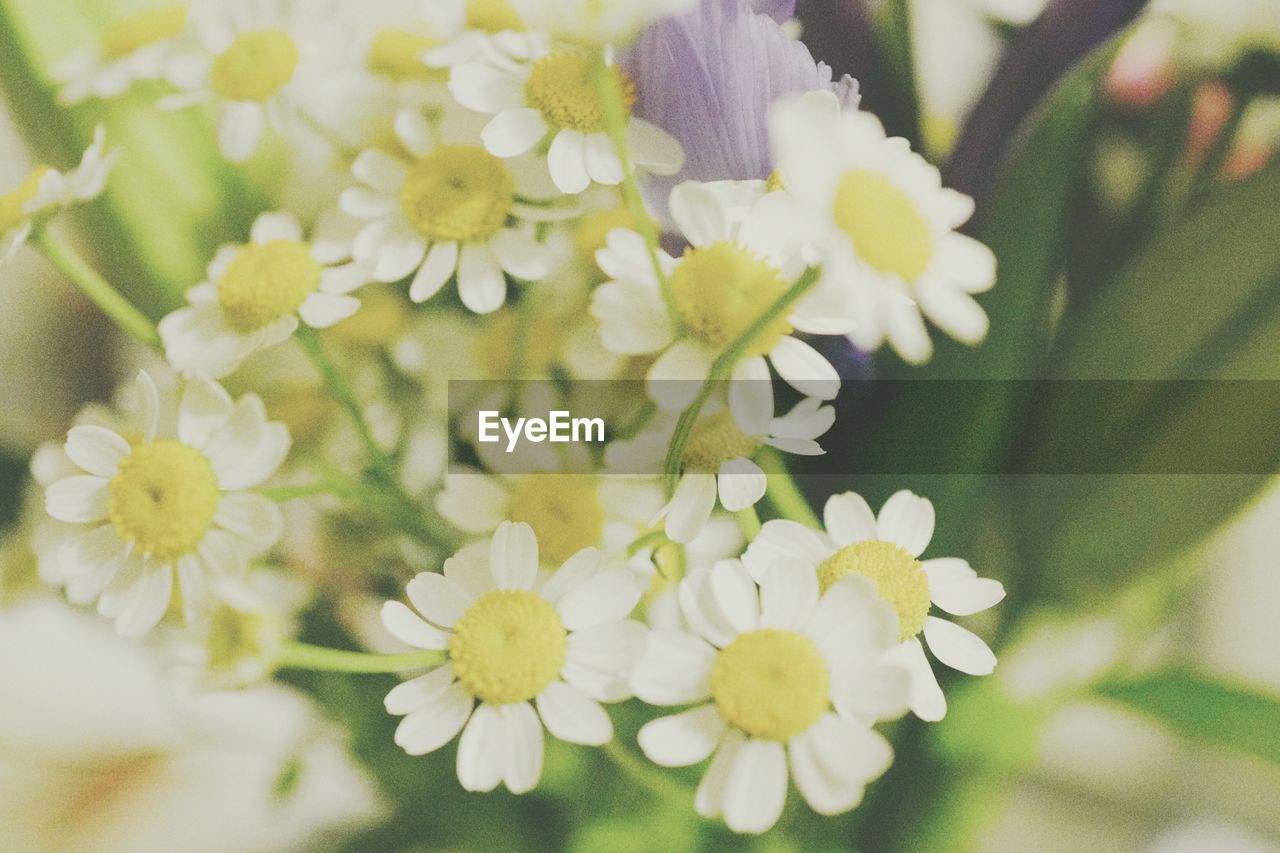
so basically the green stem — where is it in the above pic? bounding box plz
[275,642,444,674]
[736,506,762,540]
[32,227,160,348]
[593,52,682,335]
[261,481,348,502]
[601,739,692,806]
[758,447,819,528]
[625,528,668,557]
[661,267,822,495]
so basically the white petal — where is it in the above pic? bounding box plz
[490,520,539,590]
[891,638,947,721]
[885,296,933,365]
[630,629,715,705]
[759,559,819,631]
[45,476,109,523]
[394,107,435,157]
[250,211,303,244]
[499,701,544,793]
[555,568,641,631]
[646,340,713,412]
[823,492,878,547]
[805,575,899,663]
[352,149,408,195]
[768,336,839,400]
[134,370,160,442]
[707,559,760,635]
[489,228,549,281]
[694,730,744,819]
[219,101,264,162]
[547,129,590,195]
[482,108,548,157]
[456,703,504,792]
[373,232,428,283]
[917,279,988,344]
[564,620,649,702]
[830,660,912,724]
[876,490,935,557]
[384,665,457,715]
[457,241,507,314]
[589,279,674,355]
[923,616,996,675]
[64,425,130,477]
[407,571,474,629]
[444,542,495,600]
[450,65,525,115]
[921,557,977,585]
[728,356,773,436]
[539,546,604,605]
[669,181,729,248]
[789,714,891,815]
[213,492,282,554]
[298,292,359,328]
[627,118,684,175]
[722,739,788,835]
[929,576,1005,617]
[339,186,395,219]
[740,519,831,583]
[409,240,459,303]
[716,458,766,512]
[536,680,612,746]
[638,705,726,767]
[177,375,233,449]
[663,472,717,544]
[56,524,127,583]
[394,680,473,755]
[381,600,450,650]
[937,233,997,294]
[583,132,624,185]
[110,563,173,638]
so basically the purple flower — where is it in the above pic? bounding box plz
[623,0,859,218]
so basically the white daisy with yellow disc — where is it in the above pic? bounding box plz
[448,45,684,194]
[631,558,909,835]
[42,371,290,638]
[743,489,1007,721]
[53,3,193,105]
[159,211,370,380]
[771,90,998,364]
[380,521,648,793]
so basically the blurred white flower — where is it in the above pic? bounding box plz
[54,3,194,105]
[509,0,698,46]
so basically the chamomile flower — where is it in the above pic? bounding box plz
[42,372,290,637]
[770,90,997,364]
[342,108,559,314]
[509,0,698,46]
[651,397,834,543]
[158,211,368,379]
[420,0,542,70]
[54,3,193,105]
[1,126,117,262]
[162,0,364,162]
[380,522,647,793]
[449,45,684,194]
[743,490,1006,721]
[592,180,845,417]
[632,559,909,834]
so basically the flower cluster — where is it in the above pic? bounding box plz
[13,0,1007,837]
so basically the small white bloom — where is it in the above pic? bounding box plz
[743,489,1006,721]
[771,90,998,364]
[1,126,117,262]
[380,521,648,793]
[54,3,193,105]
[632,559,909,834]
[449,45,683,194]
[159,211,369,379]
[509,0,697,46]
[41,371,290,637]
[342,108,561,314]
[592,180,846,416]
[420,0,544,70]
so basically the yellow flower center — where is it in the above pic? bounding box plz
[525,52,634,134]
[670,242,793,355]
[206,603,277,676]
[711,628,829,741]
[400,145,515,242]
[507,474,604,565]
[467,0,525,32]
[101,4,188,61]
[216,240,321,333]
[328,288,409,348]
[682,410,760,473]
[449,589,567,704]
[832,169,933,282]
[817,540,930,641]
[765,170,787,192]
[108,440,220,560]
[367,29,446,81]
[0,166,49,234]
[574,205,635,269]
[475,309,561,378]
[211,29,300,101]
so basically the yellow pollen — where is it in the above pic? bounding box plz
[211,29,300,101]
[712,628,829,741]
[0,166,50,234]
[368,29,446,81]
[833,169,933,281]
[449,589,567,704]
[216,240,321,332]
[507,475,604,565]
[475,309,561,378]
[101,4,188,61]
[400,145,515,242]
[466,0,525,32]
[526,52,634,134]
[108,440,220,560]
[670,242,793,354]
[682,410,760,473]
[765,170,786,192]
[818,540,930,641]
[574,205,635,270]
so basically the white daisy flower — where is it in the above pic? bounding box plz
[379,521,648,793]
[420,0,543,70]
[592,180,847,418]
[743,489,1006,721]
[158,211,368,380]
[770,90,998,364]
[449,44,683,194]
[54,2,193,105]
[42,371,290,637]
[1,125,117,262]
[648,398,835,544]
[342,108,559,314]
[162,0,365,162]
[508,0,697,46]
[632,558,909,835]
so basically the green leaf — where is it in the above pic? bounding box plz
[1097,670,1280,767]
